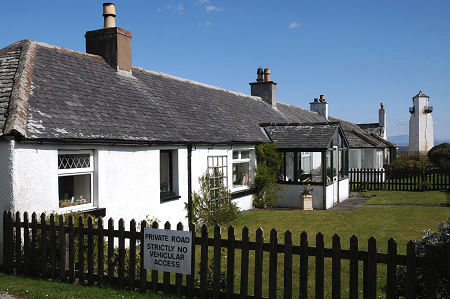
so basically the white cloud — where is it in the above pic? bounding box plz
[288,21,301,29]
[195,0,210,4]
[158,3,184,14]
[205,5,223,13]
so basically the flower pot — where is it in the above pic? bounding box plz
[300,194,313,210]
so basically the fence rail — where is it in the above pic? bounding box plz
[349,167,450,191]
[2,210,449,298]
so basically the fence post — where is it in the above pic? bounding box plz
[284,230,292,299]
[226,226,236,299]
[406,241,416,299]
[58,214,65,281]
[118,219,125,289]
[175,222,183,297]
[97,217,104,285]
[139,220,147,293]
[78,216,85,285]
[213,224,222,299]
[49,214,56,279]
[129,219,137,291]
[163,221,171,295]
[332,234,341,299]
[386,238,397,299]
[254,227,264,299]
[299,231,308,299]
[107,218,114,285]
[87,216,94,286]
[187,223,196,298]
[200,224,209,299]
[40,213,47,278]
[68,215,75,283]
[269,228,278,299]
[151,221,159,293]
[14,212,21,274]
[349,235,358,299]
[367,237,377,299]
[316,232,324,299]
[240,226,249,299]
[23,212,31,276]
[424,245,437,299]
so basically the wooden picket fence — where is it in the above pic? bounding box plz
[349,167,450,191]
[2,210,449,298]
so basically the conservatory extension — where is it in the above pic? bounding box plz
[261,123,350,209]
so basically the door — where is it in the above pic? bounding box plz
[333,146,339,204]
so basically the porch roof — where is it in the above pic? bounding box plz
[261,122,340,150]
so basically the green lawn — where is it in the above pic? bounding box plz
[199,191,450,298]
[0,273,174,299]
[364,190,449,205]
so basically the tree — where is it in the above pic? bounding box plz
[428,143,450,171]
[252,143,282,208]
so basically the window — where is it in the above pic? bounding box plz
[298,152,323,183]
[58,151,94,209]
[207,155,228,202]
[339,148,349,178]
[160,150,179,202]
[232,150,251,189]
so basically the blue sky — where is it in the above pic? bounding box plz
[1,0,449,140]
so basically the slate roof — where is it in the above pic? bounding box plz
[0,39,388,150]
[262,123,340,149]
[357,123,382,136]
[0,43,22,133]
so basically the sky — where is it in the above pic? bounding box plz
[1,0,449,140]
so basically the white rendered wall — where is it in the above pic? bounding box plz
[190,145,256,211]
[10,143,189,228]
[0,139,14,264]
[325,185,334,209]
[409,95,434,153]
[275,184,324,209]
[339,179,349,202]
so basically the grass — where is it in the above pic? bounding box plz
[364,190,450,205]
[0,273,174,299]
[196,191,450,298]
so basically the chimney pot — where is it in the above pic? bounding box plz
[264,68,271,82]
[256,68,264,82]
[103,3,116,28]
[319,94,325,102]
[314,98,318,103]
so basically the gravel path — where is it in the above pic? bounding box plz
[0,293,16,299]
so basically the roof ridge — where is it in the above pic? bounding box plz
[278,101,321,114]
[351,130,380,147]
[132,67,264,102]
[3,40,36,137]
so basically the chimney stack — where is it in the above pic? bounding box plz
[85,3,132,73]
[250,67,277,108]
[103,3,116,28]
[379,102,387,140]
[310,94,329,120]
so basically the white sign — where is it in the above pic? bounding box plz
[143,228,192,275]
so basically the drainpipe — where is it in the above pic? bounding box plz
[187,145,193,228]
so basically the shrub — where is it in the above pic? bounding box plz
[418,181,432,191]
[385,154,432,179]
[386,219,449,297]
[194,249,227,292]
[186,170,239,228]
[252,143,282,208]
[428,143,450,171]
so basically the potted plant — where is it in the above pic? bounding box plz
[300,184,313,210]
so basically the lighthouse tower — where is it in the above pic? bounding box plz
[409,91,434,153]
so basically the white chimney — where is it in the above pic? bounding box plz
[310,95,328,120]
[379,103,387,140]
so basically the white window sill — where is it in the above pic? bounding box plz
[58,203,95,214]
[231,185,251,193]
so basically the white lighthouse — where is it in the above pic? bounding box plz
[409,91,434,153]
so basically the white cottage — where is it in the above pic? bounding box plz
[0,3,395,262]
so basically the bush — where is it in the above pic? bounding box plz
[418,181,432,191]
[385,154,432,179]
[386,219,449,298]
[187,170,239,228]
[428,143,450,171]
[252,143,282,208]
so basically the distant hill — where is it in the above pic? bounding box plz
[388,135,450,147]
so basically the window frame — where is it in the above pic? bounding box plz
[232,149,252,191]
[57,150,94,211]
[160,149,180,203]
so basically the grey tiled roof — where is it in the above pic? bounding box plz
[262,123,339,149]
[0,44,22,133]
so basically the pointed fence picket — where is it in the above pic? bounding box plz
[2,210,448,298]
